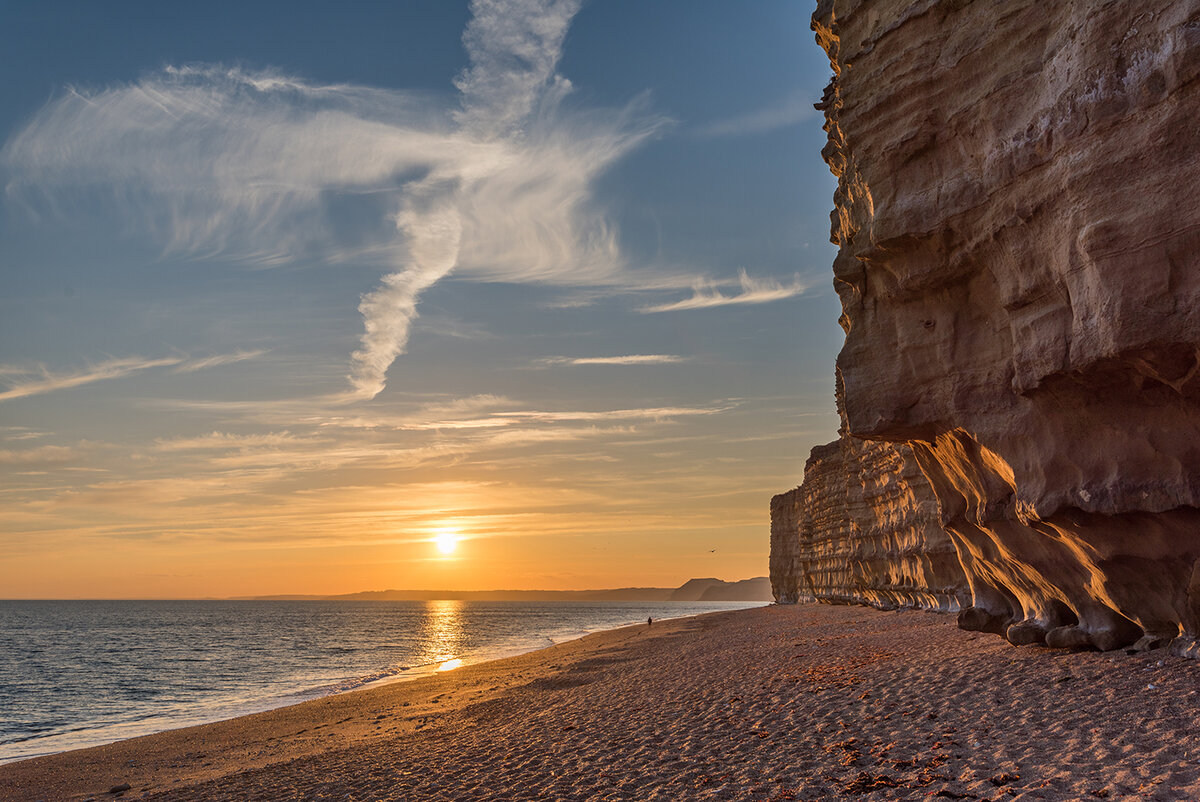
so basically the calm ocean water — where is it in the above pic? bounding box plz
[0,599,764,763]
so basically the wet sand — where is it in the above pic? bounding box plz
[2,603,1198,801]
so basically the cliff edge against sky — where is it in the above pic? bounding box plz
[773,0,1200,656]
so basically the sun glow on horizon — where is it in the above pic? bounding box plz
[433,527,460,556]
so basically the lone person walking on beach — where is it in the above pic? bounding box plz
[647,616,653,626]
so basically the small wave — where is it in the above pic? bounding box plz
[278,664,425,702]
[0,731,53,745]
[1,720,107,745]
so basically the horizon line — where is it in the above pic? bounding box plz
[0,576,770,602]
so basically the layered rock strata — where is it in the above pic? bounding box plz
[799,0,1200,656]
[771,430,964,610]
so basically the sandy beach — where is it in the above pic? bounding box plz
[2,603,1198,801]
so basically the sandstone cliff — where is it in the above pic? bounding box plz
[771,424,964,611]
[784,0,1200,656]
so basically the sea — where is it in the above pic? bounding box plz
[0,599,766,764]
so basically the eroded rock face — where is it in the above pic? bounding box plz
[769,484,805,604]
[812,0,1200,654]
[770,430,964,610]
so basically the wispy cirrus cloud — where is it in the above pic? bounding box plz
[494,405,729,423]
[693,90,815,138]
[0,356,182,403]
[152,431,319,451]
[0,426,49,441]
[24,396,734,492]
[3,0,670,403]
[534,354,689,367]
[321,398,727,432]
[172,350,266,374]
[639,269,809,313]
[0,445,79,465]
[0,351,267,403]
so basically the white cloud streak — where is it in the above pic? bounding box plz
[3,0,665,403]
[495,405,728,423]
[0,351,266,403]
[639,269,809,313]
[453,0,582,138]
[152,431,316,451]
[314,397,725,432]
[0,445,78,465]
[172,350,266,374]
[535,354,689,367]
[0,356,182,403]
[693,90,815,138]
[0,427,48,441]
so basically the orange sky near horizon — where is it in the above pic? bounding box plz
[0,460,794,599]
[0,396,822,598]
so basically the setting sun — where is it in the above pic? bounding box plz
[434,529,459,556]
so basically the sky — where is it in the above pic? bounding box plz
[0,0,842,598]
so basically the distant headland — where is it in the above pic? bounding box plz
[231,576,772,603]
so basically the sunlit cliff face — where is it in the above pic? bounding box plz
[820,0,1200,510]
[814,0,1200,654]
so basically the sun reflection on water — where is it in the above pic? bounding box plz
[419,599,465,670]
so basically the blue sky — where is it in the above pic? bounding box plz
[0,0,841,597]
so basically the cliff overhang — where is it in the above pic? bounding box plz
[773,0,1200,658]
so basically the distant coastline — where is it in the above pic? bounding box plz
[229,576,772,603]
